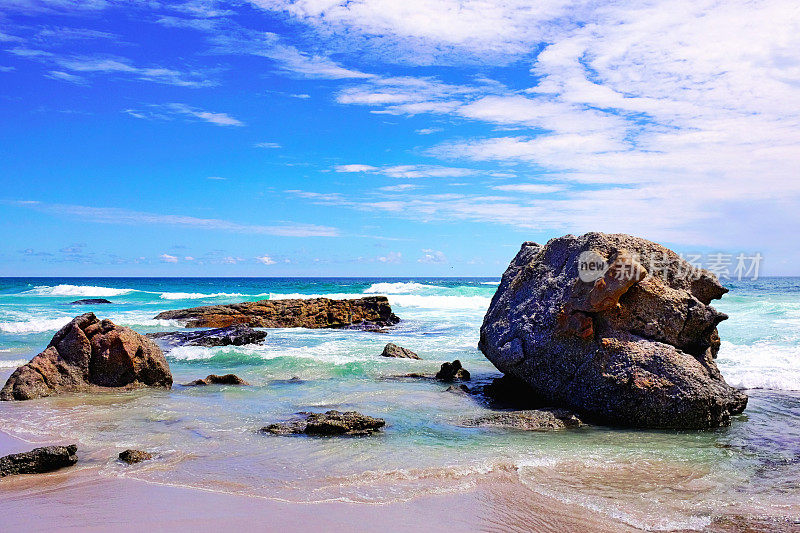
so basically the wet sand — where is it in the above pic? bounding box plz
[0,431,635,533]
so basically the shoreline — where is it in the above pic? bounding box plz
[0,430,637,533]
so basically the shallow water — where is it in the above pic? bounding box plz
[0,277,798,530]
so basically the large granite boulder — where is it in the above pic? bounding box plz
[154,296,399,330]
[146,324,267,351]
[479,233,747,429]
[1,313,172,401]
[0,445,78,477]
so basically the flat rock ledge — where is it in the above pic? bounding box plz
[381,343,420,359]
[0,445,78,477]
[154,296,399,330]
[1,313,172,401]
[184,374,249,386]
[147,325,267,351]
[118,449,153,464]
[460,409,583,431]
[479,232,748,429]
[261,410,386,436]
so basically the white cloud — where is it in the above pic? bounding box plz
[45,70,86,84]
[415,128,441,135]
[207,176,227,180]
[417,249,447,264]
[377,251,402,263]
[160,253,179,263]
[11,201,339,237]
[126,104,244,127]
[491,183,564,193]
[379,184,421,192]
[167,103,244,126]
[335,164,480,178]
[255,142,281,148]
[334,164,378,173]
[256,255,276,265]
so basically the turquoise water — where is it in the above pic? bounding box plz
[0,277,798,530]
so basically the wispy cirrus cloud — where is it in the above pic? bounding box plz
[334,164,481,178]
[10,201,339,237]
[125,103,244,127]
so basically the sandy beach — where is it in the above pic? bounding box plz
[0,429,641,533]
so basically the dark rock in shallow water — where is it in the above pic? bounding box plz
[147,325,267,351]
[445,384,471,394]
[0,445,78,477]
[436,360,471,382]
[481,375,546,409]
[184,374,249,386]
[460,409,583,431]
[1,313,172,401]
[380,343,421,359]
[479,232,748,429]
[118,449,153,464]
[261,410,385,436]
[154,296,399,330]
[69,299,112,305]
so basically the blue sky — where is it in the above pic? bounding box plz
[1,0,798,276]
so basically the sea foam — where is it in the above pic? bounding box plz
[23,284,136,297]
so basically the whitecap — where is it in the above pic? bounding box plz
[364,282,445,294]
[717,341,800,391]
[22,284,136,297]
[0,359,28,369]
[0,317,72,334]
[159,292,258,300]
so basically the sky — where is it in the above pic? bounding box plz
[0,0,798,276]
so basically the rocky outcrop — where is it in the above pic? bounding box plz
[70,299,112,305]
[380,343,420,359]
[184,374,249,386]
[154,296,399,330]
[0,445,78,477]
[261,410,386,436]
[436,360,471,382]
[1,313,172,401]
[118,449,153,464]
[147,325,267,351]
[460,409,582,431]
[479,233,747,429]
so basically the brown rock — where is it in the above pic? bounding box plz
[1,313,172,401]
[0,445,78,477]
[118,449,153,464]
[460,409,583,431]
[435,360,471,382]
[153,296,399,330]
[479,233,748,429]
[380,343,421,359]
[184,374,249,386]
[261,410,385,436]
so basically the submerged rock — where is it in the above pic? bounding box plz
[0,313,172,401]
[118,449,153,464]
[69,299,112,305]
[380,343,421,359]
[460,409,583,431]
[154,296,399,330]
[261,410,385,436]
[435,360,471,382]
[184,374,249,386]
[479,233,747,429]
[0,445,78,477]
[147,325,267,351]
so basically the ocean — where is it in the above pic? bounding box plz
[0,277,798,530]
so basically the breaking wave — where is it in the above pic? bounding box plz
[22,284,136,297]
